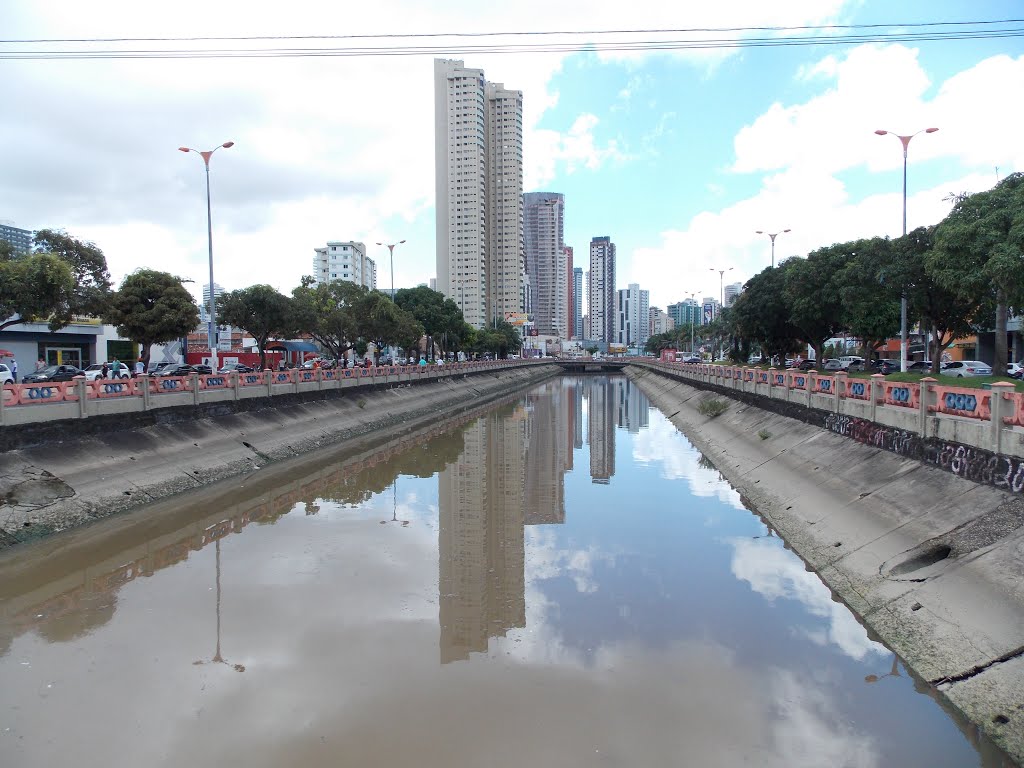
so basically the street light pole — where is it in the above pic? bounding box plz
[755,229,791,268]
[709,267,733,308]
[375,239,406,300]
[179,141,234,371]
[874,127,938,372]
[686,291,697,356]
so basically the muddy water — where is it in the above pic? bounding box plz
[0,377,1007,767]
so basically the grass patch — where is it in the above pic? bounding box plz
[697,398,729,418]
[758,428,772,440]
[846,370,1023,391]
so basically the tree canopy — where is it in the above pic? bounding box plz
[218,285,291,369]
[103,270,200,366]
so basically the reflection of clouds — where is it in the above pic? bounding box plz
[632,413,745,511]
[525,527,608,595]
[731,538,888,662]
[767,668,879,768]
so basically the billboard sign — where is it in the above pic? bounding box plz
[504,312,528,326]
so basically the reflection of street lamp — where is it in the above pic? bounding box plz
[375,239,406,300]
[874,127,938,372]
[865,654,902,684]
[755,229,791,269]
[179,141,234,371]
[381,480,409,527]
[193,538,245,673]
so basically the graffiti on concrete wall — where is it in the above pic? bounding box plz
[823,413,1024,494]
[823,414,921,458]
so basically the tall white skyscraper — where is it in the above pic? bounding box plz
[572,266,583,340]
[201,282,225,324]
[588,236,616,343]
[615,283,650,349]
[723,281,743,307]
[311,241,376,289]
[435,59,524,329]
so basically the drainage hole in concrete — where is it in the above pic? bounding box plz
[242,441,255,449]
[123,491,131,496]
[911,603,923,612]
[859,491,871,498]
[23,522,31,527]
[785,506,792,510]
[993,715,1010,725]
[129,457,136,461]
[889,545,952,576]
[193,443,199,447]
[833,542,842,548]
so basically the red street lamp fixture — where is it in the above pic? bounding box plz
[755,229,791,268]
[874,127,938,372]
[178,141,235,370]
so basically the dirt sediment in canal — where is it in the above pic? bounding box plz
[627,365,1024,765]
[0,366,556,547]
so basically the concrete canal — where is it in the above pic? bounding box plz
[0,376,1011,767]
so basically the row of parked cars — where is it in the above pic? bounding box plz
[782,357,1010,378]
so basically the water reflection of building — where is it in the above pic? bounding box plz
[587,377,616,484]
[617,377,648,433]
[439,408,528,664]
[524,383,571,525]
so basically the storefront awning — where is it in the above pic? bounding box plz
[265,340,320,353]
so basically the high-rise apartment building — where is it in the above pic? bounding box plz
[572,266,584,340]
[615,283,649,349]
[649,306,675,337]
[667,299,701,329]
[200,282,225,325]
[312,241,376,289]
[523,193,570,337]
[435,59,524,329]
[0,222,32,254]
[724,281,743,307]
[587,236,616,343]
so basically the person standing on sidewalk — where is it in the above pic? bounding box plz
[11,358,17,383]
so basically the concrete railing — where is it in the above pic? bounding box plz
[636,361,1024,459]
[0,359,547,427]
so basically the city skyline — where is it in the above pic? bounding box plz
[3,4,1022,313]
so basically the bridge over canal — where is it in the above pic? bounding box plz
[553,359,628,374]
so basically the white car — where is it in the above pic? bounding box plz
[1007,362,1023,378]
[0,363,13,385]
[83,363,131,381]
[942,360,993,378]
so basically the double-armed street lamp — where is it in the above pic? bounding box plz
[874,126,938,372]
[709,267,733,308]
[179,140,234,370]
[686,291,698,355]
[375,239,406,299]
[755,229,791,268]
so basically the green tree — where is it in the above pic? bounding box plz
[218,285,291,369]
[783,247,848,366]
[932,172,1024,372]
[32,230,112,325]
[0,248,77,332]
[355,290,423,363]
[730,267,801,364]
[838,237,900,360]
[103,270,200,368]
[894,227,983,373]
[393,286,465,361]
[289,279,364,366]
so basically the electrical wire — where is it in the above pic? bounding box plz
[1,20,1021,60]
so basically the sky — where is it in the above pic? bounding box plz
[2,1,1023,313]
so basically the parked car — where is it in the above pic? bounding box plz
[83,362,131,381]
[148,361,172,375]
[0,363,13,385]
[1006,362,1023,379]
[218,362,254,374]
[153,364,197,377]
[683,355,702,364]
[822,359,844,371]
[793,360,816,371]
[942,360,993,378]
[872,360,900,375]
[193,364,213,375]
[907,360,933,372]
[22,364,84,384]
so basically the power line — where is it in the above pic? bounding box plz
[2,18,1022,44]
[2,27,1022,60]
[1,20,1022,60]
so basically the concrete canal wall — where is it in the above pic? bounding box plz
[0,362,557,547]
[627,364,1024,764]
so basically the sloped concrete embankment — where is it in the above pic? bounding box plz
[0,366,556,547]
[627,365,1024,764]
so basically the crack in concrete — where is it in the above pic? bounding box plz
[932,644,1024,686]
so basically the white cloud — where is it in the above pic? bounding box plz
[527,113,627,189]
[730,537,888,662]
